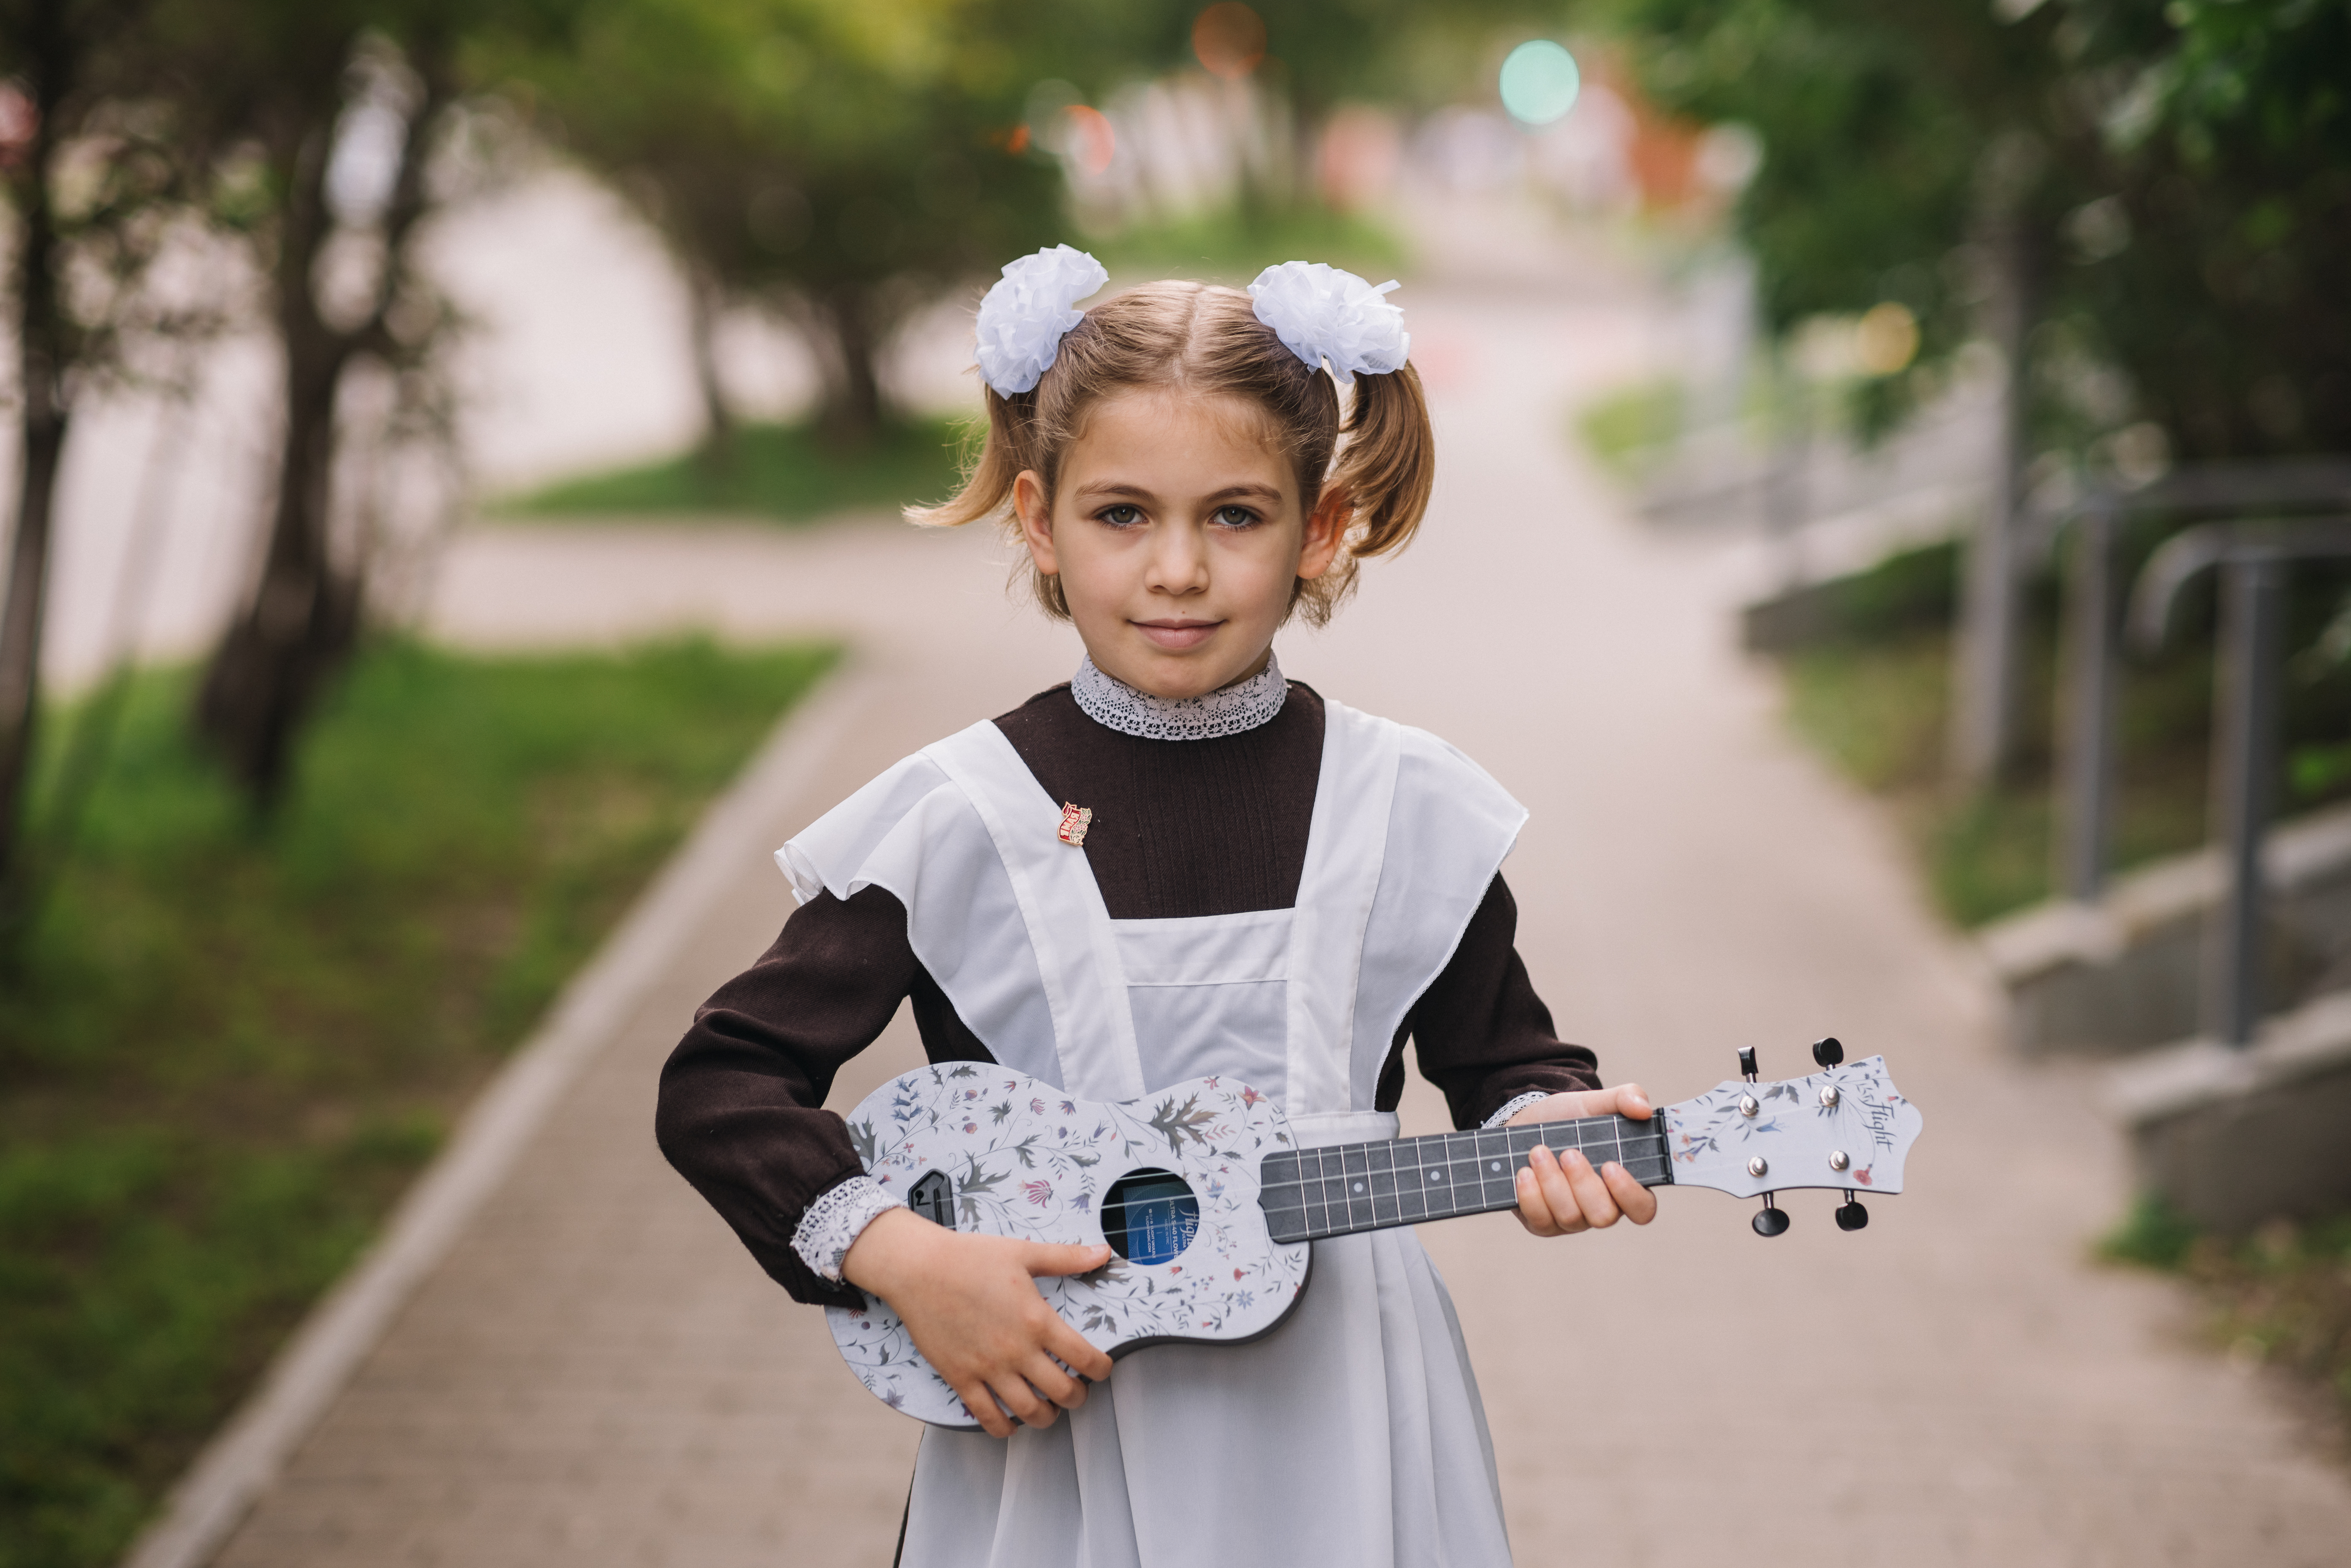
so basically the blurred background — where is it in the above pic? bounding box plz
[2,3,2348,1565]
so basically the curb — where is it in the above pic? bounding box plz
[117,654,876,1568]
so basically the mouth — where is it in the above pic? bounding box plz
[1132,618,1222,651]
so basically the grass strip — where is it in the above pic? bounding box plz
[1762,540,2350,927]
[1093,204,1406,287]
[2102,1198,2351,1436]
[0,636,834,1568]
[494,417,969,523]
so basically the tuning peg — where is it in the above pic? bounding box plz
[1811,1036,1844,1069]
[1751,1194,1790,1237]
[1737,1047,1759,1082]
[1835,1195,1869,1231]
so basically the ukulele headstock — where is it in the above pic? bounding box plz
[1660,1041,1922,1232]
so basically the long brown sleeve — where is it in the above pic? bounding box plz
[657,682,1606,1307]
[1382,875,1602,1127]
[654,884,992,1307]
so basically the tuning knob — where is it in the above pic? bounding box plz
[1835,1195,1869,1231]
[1752,1201,1791,1238]
[1737,1047,1759,1082]
[1812,1036,1845,1069]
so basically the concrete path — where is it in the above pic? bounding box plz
[208,283,2351,1565]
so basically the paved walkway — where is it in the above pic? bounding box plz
[209,283,2351,1565]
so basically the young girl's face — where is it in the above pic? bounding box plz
[1014,387,1345,700]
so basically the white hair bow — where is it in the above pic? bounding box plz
[974,244,1109,396]
[1247,261,1410,389]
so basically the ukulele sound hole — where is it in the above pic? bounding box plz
[1101,1168,1200,1265]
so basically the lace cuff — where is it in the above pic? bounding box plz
[791,1176,906,1284]
[1483,1090,1555,1130]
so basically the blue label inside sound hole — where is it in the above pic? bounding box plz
[1102,1168,1200,1265]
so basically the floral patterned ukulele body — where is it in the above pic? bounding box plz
[828,1040,1922,1428]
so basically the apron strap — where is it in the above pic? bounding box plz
[1283,701,1402,1120]
[1288,1109,1401,1148]
[923,723,1146,1102]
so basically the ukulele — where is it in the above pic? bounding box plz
[830,1038,1922,1427]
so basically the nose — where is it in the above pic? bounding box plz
[1143,517,1209,597]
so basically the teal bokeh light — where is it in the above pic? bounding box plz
[1499,41,1580,126]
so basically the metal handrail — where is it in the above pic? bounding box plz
[2120,515,2351,1045]
[2050,469,2351,908]
[2129,517,2351,654]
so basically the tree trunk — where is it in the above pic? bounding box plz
[0,10,75,896]
[196,35,452,808]
[195,122,363,806]
[1948,208,2038,790]
[684,265,734,467]
[813,286,884,448]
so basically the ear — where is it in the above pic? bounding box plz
[1295,484,1350,582]
[1013,469,1058,576]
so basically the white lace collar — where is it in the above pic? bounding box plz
[1070,654,1288,741]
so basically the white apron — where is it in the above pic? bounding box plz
[780,700,1528,1568]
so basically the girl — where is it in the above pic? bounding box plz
[657,246,1657,1568]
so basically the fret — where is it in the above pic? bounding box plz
[1475,1127,1517,1209]
[1342,1144,1374,1231]
[1444,1131,1485,1210]
[1301,1146,1331,1238]
[1367,1140,1400,1227]
[1259,1150,1308,1244]
[1255,1114,1675,1244]
[1396,1136,1429,1223]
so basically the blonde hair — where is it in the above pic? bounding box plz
[907,279,1435,627]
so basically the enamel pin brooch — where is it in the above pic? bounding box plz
[1058,803,1093,846]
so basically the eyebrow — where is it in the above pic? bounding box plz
[1068,481,1288,505]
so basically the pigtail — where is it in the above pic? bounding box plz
[1289,362,1434,626]
[1331,364,1435,560]
[905,384,1036,531]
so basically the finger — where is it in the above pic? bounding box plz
[1512,1163,1563,1236]
[1602,1160,1659,1225]
[990,1370,1056,1430]
[1614,1083,1654,1121]
[1561,1148,1624,1228]
[1042,1316,1115,1383]
[1023,1352,1088,1412]
[1026,1241,1114,1279]
[955,1379,1015,1439]
[1528,1144,1590,1235]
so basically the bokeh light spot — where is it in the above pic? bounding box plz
[1063,105,1116,177]
[1499,41,1580,126]
[1194,3,1267,81]
[1855,302,1921,376]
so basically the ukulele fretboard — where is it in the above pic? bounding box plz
[1256,1115,1674,1244]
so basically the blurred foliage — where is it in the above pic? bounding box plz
[487,0,1076,444]
[1604,0,2351,462]
[487,0,1566,448]
[2102,1199,2351,1434]
[0,638,831,1568]
[1577,380,1688,481]
[1767,540,2351,926]
[1093,202,1405,286]
[1772,536,2351,925]
[497,416,970,521]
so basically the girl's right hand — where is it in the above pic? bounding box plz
[841,1207,1114,1438]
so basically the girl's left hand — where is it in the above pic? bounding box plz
[1506,1085,1660,1236]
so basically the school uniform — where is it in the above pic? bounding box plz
[657,658,1603,1568]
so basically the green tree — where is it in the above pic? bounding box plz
[0,0,176,911]
[136,0,578,805]
[1608,0,2351,784]
[500,0,1069,449]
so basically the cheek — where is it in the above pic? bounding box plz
[1049,522,1134,601]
